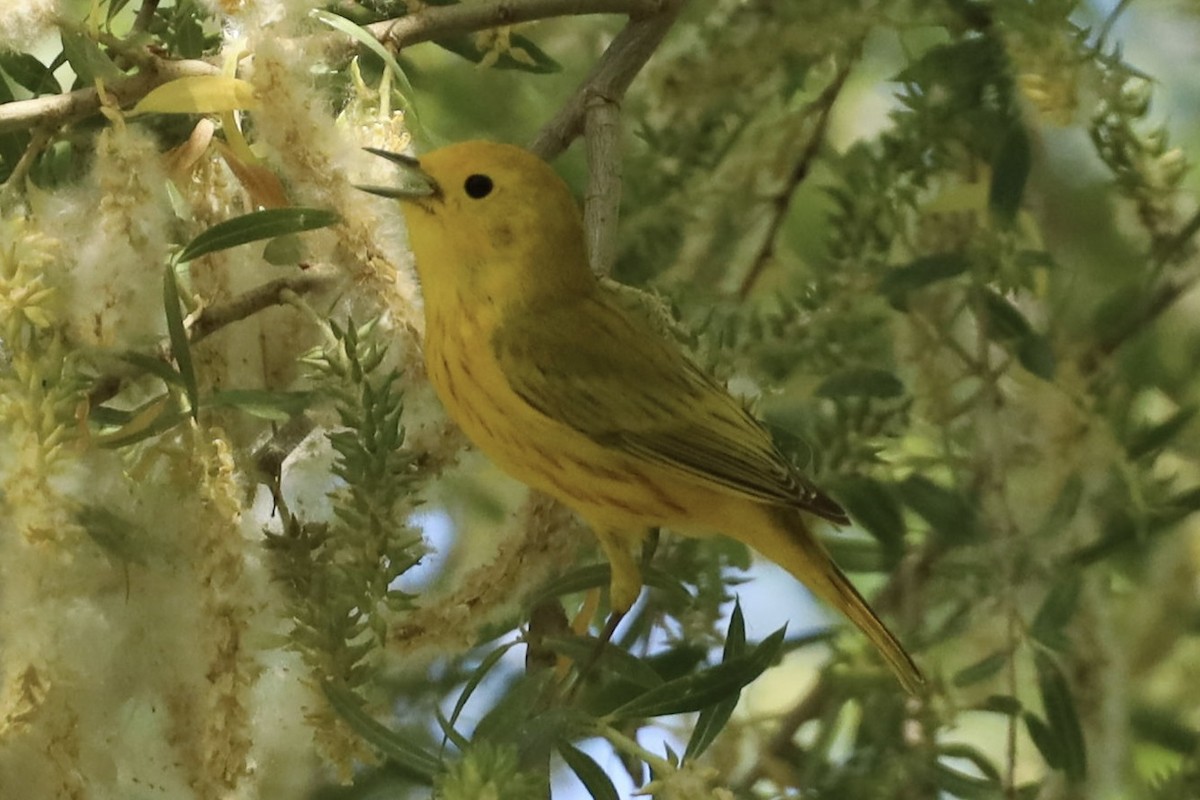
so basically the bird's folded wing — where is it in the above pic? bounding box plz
[491,293,848,524]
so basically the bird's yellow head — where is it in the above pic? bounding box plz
[362,141,594,314]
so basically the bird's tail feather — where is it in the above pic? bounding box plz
[756,507,925,694]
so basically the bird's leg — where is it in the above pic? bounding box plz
[561,526,646,693]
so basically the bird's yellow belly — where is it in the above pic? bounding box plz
[424,316,692,530]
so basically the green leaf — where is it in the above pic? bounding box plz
[976,287,1032,341]
[878,253,969,308]
[76,505,148,565]
[989,122,1032,224]
[322,681,439,782]
[311,9,424,131]
[175,11,206,59]
[558,740,619,800]
[1034,652,1087,782]
[60,29,123,83]
[261,233,304,266]
[1030,575,1081,651]
[953,649,1011,687]
[1017,332,1056,380]
[932,761,1004,800]
[205,389,314,421]
[447,642,519,735]
[0,70,29,182]
[1023,711,1061,770]
[899,475,978,544]
[119,350,186,387]
[685,602,748,760]
[0,52,60,94]
[177,208,340,263]
[981,694,1023,716]
[1126,406,1198,460]
[162,265,199,420]
[827,476,906,568]
[529,563,692,608]
[543,636,664,690]
[815,368,905,399]
[938,742,1003,783]
[1130,705,1200,755]
[611,625,785,720]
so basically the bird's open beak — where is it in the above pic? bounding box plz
[355,147,441,200]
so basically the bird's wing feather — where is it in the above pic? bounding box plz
[492,291,847,523]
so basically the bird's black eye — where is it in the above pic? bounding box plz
[464,174,494,199]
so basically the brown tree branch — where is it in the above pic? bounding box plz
[368,0,671,49]
[529,0,684,160]
[189,274,335,344]
[0,58,219,136]
[583,93,623,275]
[736,51,858,300]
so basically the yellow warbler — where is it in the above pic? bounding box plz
[361,141,923,693]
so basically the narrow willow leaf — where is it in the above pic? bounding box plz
[558,741,619,800]
[1130,704,1200,754]
[177,208,340,263]
[0,52,60,94]
[322,681,439,781]
[1030,575,1081,651]
[938,743,1004,782]
[899,474,979,544]
[543,636,664,690]
[95,395,188,448]
[119,350,185,387]
[262,233,304,265]
[989,122,1032,224]
[1023,711,1062,770]
[530,564,611,604]
[953,649,1012,687]
[447,642,519,734]
[434,708,471,751]
[205,390,314,421]
[976,287,1032,341]
[77,505,148,565]
[878,253,969,308]
[311,10,421,123]
[988,125,1036,225]
[1017,332,1056,380]
[933,762,1004,800]
[980,694,1023,716]
[815,368,905,399]
[685,602,748,760]
[60,29,123,83]
[1126,406,1198,460]
[827,476,906,567]
[612,626,785,720]
[1034,652,1087,782]
[130,76,258,115]
[162,265,199,419]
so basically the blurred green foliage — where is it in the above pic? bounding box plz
[3,0,1200,798]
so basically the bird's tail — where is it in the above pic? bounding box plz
[754,507,925,694]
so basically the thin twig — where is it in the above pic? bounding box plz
[189,274,336,343]
[0,58,218,136]
[0,128,51,193]
[529,0,685,160]
[0,0,666,137]
[132,0,161,33]
[583,92,623,275]
[368,0,669,50]
[1080,206,1200,373]
[736,51,859,300]
[87,274,334,409]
